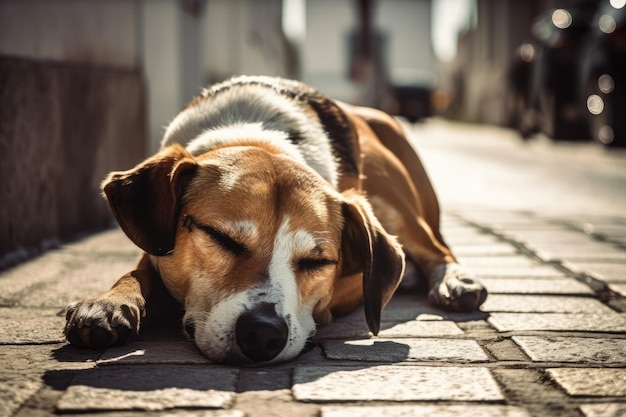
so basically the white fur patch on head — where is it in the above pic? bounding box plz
[266,218,317,362]
[217,167,241,191]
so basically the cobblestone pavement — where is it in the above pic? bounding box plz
[1,121,625,417]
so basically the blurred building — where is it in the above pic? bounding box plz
[444,0,626,148]
[444,0,545,124]
[0,0,146,260]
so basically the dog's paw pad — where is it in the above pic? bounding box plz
[89,326,115,347]
[428,264,487,312]
[455,285,488,311]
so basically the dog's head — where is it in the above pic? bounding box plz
[103,144,404,364]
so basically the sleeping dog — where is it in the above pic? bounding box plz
[64,76,487,364]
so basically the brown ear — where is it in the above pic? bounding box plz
[341,192,405,335]
[102,144,197,256]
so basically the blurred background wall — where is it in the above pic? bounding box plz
[0,0,146,261]
[2,0,623,262]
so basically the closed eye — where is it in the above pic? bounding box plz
[200,225,248,255]
[184,216,248,255]
[297,258,338,272]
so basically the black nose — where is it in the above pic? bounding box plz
[235,303,288,362]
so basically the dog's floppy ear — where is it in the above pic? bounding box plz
[102,144,197,256]
[340,191,405,335]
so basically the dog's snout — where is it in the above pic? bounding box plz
[235,303,288,362]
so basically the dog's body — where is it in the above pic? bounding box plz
[65,76,486,364]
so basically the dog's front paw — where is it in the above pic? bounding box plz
[64,295,144,349]
[428,264,487,312]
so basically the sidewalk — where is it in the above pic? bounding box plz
[1,122,626,417]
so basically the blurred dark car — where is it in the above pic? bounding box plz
[580,0,626,147]
[536,6,595,141]
[388,84,432,123]
[508,1,626,147]
[383,70,435,123]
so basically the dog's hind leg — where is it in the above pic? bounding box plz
[343,104,487,311]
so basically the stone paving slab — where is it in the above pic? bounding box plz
[98,341,210,365]
[546,368,626,397]
[457,256,570,278]
[61,228,139,255]
[449,244,520,257]
[512,336,626,363]
[292,365,504,402]
[444,234,504,245]
[378,294,449,322]
[0,343,99,371]
[377,320,464,336]
[458,256,546,268]
[0,344,99,417]
[480,278,594,295]
[526,242,626,257]
[455,212,555,226]
[0,376,42,417]
[482,295,616,314]
[609,283,626,297]
[534,250,626,263]
[316,319,463,339]
[579,403,626,417]
[0,308,65,344]
[550,216,626,229]
[508,231,601,245]
[0,250,138,309]
[488,312,626,332]
[321,404,532,417]
[468,266,568,278]
[322,338,488,362]
[487,222,570,231]
[56,365,238,412]
[562,222,626,241]
[566,262,626,282]
[607,236,626,247]
[45,411,246,417]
